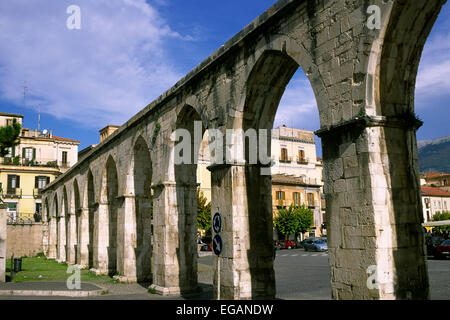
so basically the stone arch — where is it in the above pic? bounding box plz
[131,135,153,281]
[172,104,206,293]
[228,49,308,299]
[102,155,119,275]
[361,0,445,300]
[231,34,327,129]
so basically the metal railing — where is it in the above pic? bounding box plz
[0,156,69,169]
[279,156,292,163]
[33,188,44,198]
[296,156,309,165]
[1,187,22,198]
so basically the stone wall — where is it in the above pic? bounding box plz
[6,222,44,258]
[0,204,6,282]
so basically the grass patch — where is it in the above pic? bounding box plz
[6,256,115,285]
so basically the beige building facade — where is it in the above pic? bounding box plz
[421,186,450,223]
[0,112,80,220]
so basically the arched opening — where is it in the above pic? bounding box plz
[87,169,95,269]
[376,0,447,299]
[73,179,81,265]
[174,105,206,294]
[241,50,325,299]
[105,156,119,275]
[133,136,153,282]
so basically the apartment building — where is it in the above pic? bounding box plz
[0,112,80,221]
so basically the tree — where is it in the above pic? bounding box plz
[197,190,212,239]
[0,119,21,157]
[274,204,314,240]
[296,205,315,239]
[432,211,450,233]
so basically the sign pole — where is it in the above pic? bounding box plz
[217,254,220,300]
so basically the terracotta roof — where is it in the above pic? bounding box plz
[421,186,450,197]
[272,174,321,186]
[424,172,450,179]
[52,135,80,143]
[0,112,23,118]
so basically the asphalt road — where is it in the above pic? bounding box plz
[199,248,450,300]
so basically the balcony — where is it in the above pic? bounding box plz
[296,156,308,165]
[33,188,44,198]
[279,156,292,164]
[0,156,69,169]
[1,187,22,198]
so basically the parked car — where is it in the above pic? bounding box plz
[298,237,317,248]
[426,236,445,256]
[303,239,328,252]
[279,239,297,249]
[200,243,212,251]
[434,239,450,259]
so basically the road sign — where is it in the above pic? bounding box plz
[213,234,223,256]
[213,212,222,234]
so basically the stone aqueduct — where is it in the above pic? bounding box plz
[42,0,445,299]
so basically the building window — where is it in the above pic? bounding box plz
[7,174,20,194]
[298,148,306,163]
[6,119,13,126]
[6,202,17,222]
[35,202,42,214]
[35,176,50,189]
[276,191,285,201]
[293,192,300,206]
[62,151,68,165]
[280,147,288,162]
[307,193,315,207]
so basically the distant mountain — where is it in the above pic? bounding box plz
[418,135,450,173]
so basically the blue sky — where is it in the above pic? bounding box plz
[0,0,449,157]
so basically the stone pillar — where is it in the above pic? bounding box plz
[209,163,275,300]
[92,202,108,274]
[0,203,6,282]
[77,208,89,267]
[134,195,153,282]
[116,195,137,282]
[317,118,429,300]
[66,213,77,265]
[149,181,199,295]
[57,216,66,262]
[47,218,57,259]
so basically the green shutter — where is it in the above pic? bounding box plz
[22,148,26,158]
[12,146,15,157]
[16,175,20,188]
[33,148,36,160]
[35,176,39,188]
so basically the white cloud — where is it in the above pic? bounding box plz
[274,73,320,131]
[416,11,450,104]
[0,0,190,128]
